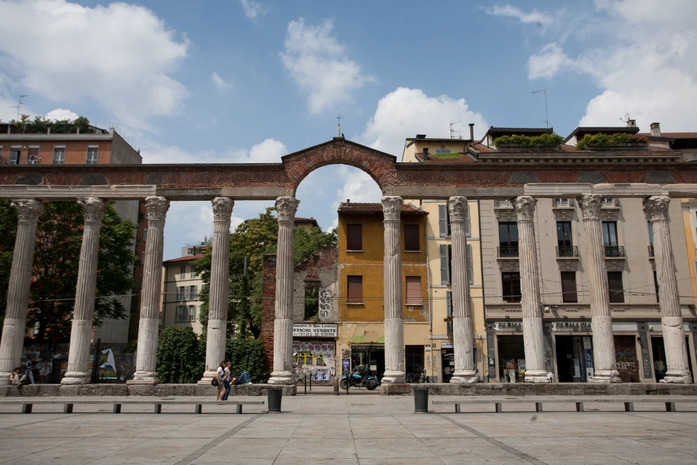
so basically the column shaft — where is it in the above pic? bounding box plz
[645,196,691,383]
[0,200,43,385]
[515,196,548,382]
[448,197,479,383]
[579,194,620,383]
[129,196,169,384]
[201,198,234,383]
[62,198,106,385]
[268,197,299,385]
[381,196,405,384]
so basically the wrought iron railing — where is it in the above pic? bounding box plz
[494,199,513,208]
[556,245,578,257]
[553,198,574,208]
[604,245,625,257]
[497,246,519,257]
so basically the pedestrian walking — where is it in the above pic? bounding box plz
[221,361,232,401]
[215,361,226,401]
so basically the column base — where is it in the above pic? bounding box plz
[128,371,158,385]
[449,370,480,384]
[589,370,622,383]
[268,371,294,385]
[661,370,692,384]
[61,372,90,385]
[198,370,219,385]
[381,370,405,384]
[524,369,550,383]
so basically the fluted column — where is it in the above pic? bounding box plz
[644,196,692,383]
[448,196,479,383]
[381,196,405,384]
[0,199,43,385]
[200,197,234,384]
[62,198,106,385]
[129,196,169,384]
[514,196,548,382]
[268,196,299,385]
[579,194,621,383]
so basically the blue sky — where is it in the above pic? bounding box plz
[2,0,696,259]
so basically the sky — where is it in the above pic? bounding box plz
[1,0,697,259]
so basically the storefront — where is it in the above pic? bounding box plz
[350,344,384,380]
[441,343,454,383]
[293,324,337,382]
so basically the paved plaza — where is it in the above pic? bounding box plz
[0,391,696,465]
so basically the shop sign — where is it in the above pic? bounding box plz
[494,321,522,332]
[293,324,337,337]
[441,342,454,348]
[551,321,592,332]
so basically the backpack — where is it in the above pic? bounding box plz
[237,371,250,385]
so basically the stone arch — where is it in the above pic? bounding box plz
[282,138,399,195]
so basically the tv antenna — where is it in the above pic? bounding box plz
[450,120,462,139]
[10,95,28,121]
[532,88,555,128]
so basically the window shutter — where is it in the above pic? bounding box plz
[439,205,447,237]
[440,244,450,285]
[446,291,453,334]
[404,224,420,251]
[347,224,362,250]
[347,276,363,303]
[465,208,471,237]
[467,244,473,285]
[406,277,421,304]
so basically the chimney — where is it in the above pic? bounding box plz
[650,122,661,137]
[626,119,636,127]
[422,147,429,160]
[469,123,475,141]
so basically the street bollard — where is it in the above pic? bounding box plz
[333,377,340,396]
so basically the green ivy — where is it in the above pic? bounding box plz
[576,133,647,150]
[225,336,268,383]
[156,327,205,383]
[430,153,462,160]
[493,133,563,147]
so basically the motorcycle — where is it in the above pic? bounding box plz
[339,367,380,390]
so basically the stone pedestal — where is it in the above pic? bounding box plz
[129,197,169,385]
[579,194,621,383]
[381,196,405,384]
[644,196,692,383]
[268,197,299,385]
[200,197,234,384]
[514,196,548,383]
[0,200,43,385]
[448,197,479,383]
[62,198,106,385]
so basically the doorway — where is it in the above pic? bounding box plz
[351,345,384,380]
[651,336,693,383]
[555,335,594,382]
[405,345,424,383]
[497,335,525,382]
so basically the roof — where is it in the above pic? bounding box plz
[564,126,639,143]
[481,127,553,140]
[337,202,428,215]
[293,217,320,227]
[163,254,204,265]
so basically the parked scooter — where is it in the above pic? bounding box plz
[339,366,380,390]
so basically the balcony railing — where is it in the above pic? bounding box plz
[494,200,513,208]
[497,246,519,258]
[602,198,620,208]
[553,198,575,208]
[604,246,625,257]
[556,245,578,258]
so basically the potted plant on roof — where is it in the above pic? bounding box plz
[575,133,648,151]
[493,133,563,152]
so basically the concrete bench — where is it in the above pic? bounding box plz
[0,398,265,414]
[431,396,697,413]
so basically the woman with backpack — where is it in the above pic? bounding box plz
[221,361,232,401]
[215,361,226,401]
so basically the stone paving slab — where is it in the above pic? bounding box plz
[0,394,696,464]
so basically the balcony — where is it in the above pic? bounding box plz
[498,246,519,258]
[553,198,574,208]
[556,246,578,258]
[552,198,575,220]
[604,246,625,257]
[494,200,513,208]
[602,198,620,208]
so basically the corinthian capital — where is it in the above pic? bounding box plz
[11,199,43,223]
[514,196,537,221]
[275,196,299,222]
[579,194,602,220]
[212,197,234,222]
[78,198,106,223]
[145,196,170,222]
[448,196,468,222]
[643,196,670,222]
[381,196,403,221]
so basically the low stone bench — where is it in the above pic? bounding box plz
[431,396,697,413]
[0,398,265,414]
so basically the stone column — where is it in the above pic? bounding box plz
[268,196,299,385]
[448,196,479,383]
[200,197,234,384]
[514,196,548,382]
[644,196,692,383]
[0,199,43,385]
[62,198,106,385]
[381,196,405,384]
[579,194,621,383]
[129,196,169,385]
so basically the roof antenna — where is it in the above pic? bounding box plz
[10,95,28,121]
[532,88,556,128]
[450,120,462,139]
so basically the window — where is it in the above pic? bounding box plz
[404,224,420,251]
[603,222,620,257]
[465,208,471,237]
[86,146,99,164]
[180,265,186,278]
[27,146,39,164]
[347,276,363,304]
[53,146,65,165]
[502,272,521,303]
[446,291,453,334]
[347,224,362,251]
[406,276,421,305]
[187,285,197,300]
[557,222,573,257]
[9,147,21,165]
[176,286,185,301]
[499,222,519,257]
[607,271,624,303]
[561,272,578,303]
[647,222,654,257]
[190,265,196,278]
[0,146,3,164]
[440,244,451,285]
[304,284,319,320]
[653,271,659,303]
[175,305,196,322]
[438,204,451,237]
[467,244,474,285]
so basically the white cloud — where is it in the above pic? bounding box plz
[527,43,574,79]
[361,87,489,156]
[45,108,79,121]
[0,0,189,130]
[211,72,232,91]
[484,4,554,25]
[141,138,287,164]
[239,0,269,20]
[281,18,373,114]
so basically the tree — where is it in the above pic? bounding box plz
[0,201,137,343]
[195,207,337,338]
[157,327,205,383]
